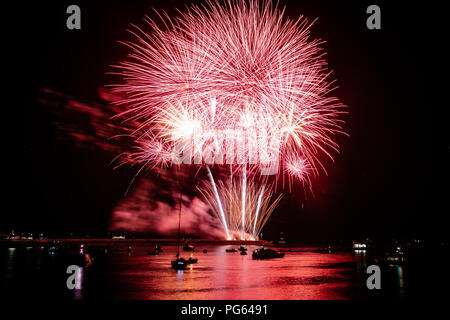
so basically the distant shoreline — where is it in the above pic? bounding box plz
[0,239,273,247]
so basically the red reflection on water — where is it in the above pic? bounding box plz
[102,246,364,300]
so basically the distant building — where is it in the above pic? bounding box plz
[352,239,375,250]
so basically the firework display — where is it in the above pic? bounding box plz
[112,0,346,239]
[14,0,439,304]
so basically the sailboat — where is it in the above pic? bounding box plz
[171,183,196,270]
[171,238,188,269]
[171,256,188,269]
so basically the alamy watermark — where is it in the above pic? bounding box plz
[169,126,282,175]
[66,265,81,290]
[366,265,381,289]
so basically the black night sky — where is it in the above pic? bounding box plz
[15,0,447,242]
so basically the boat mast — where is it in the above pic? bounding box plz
[177,179,182,258]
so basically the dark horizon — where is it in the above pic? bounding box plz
[14,0,448,242]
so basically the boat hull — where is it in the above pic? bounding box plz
[171,260,188,270]
[252,249,285,260]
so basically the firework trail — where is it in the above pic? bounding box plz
[206,165,229,237]
[198,177,281,240]
[111,0,347,239]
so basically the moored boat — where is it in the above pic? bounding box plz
[171,257,188,270]
[186,257,198,264]
[183,243,195,251]
[252,248,284,259]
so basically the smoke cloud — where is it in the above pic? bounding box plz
[110,178,225,238]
